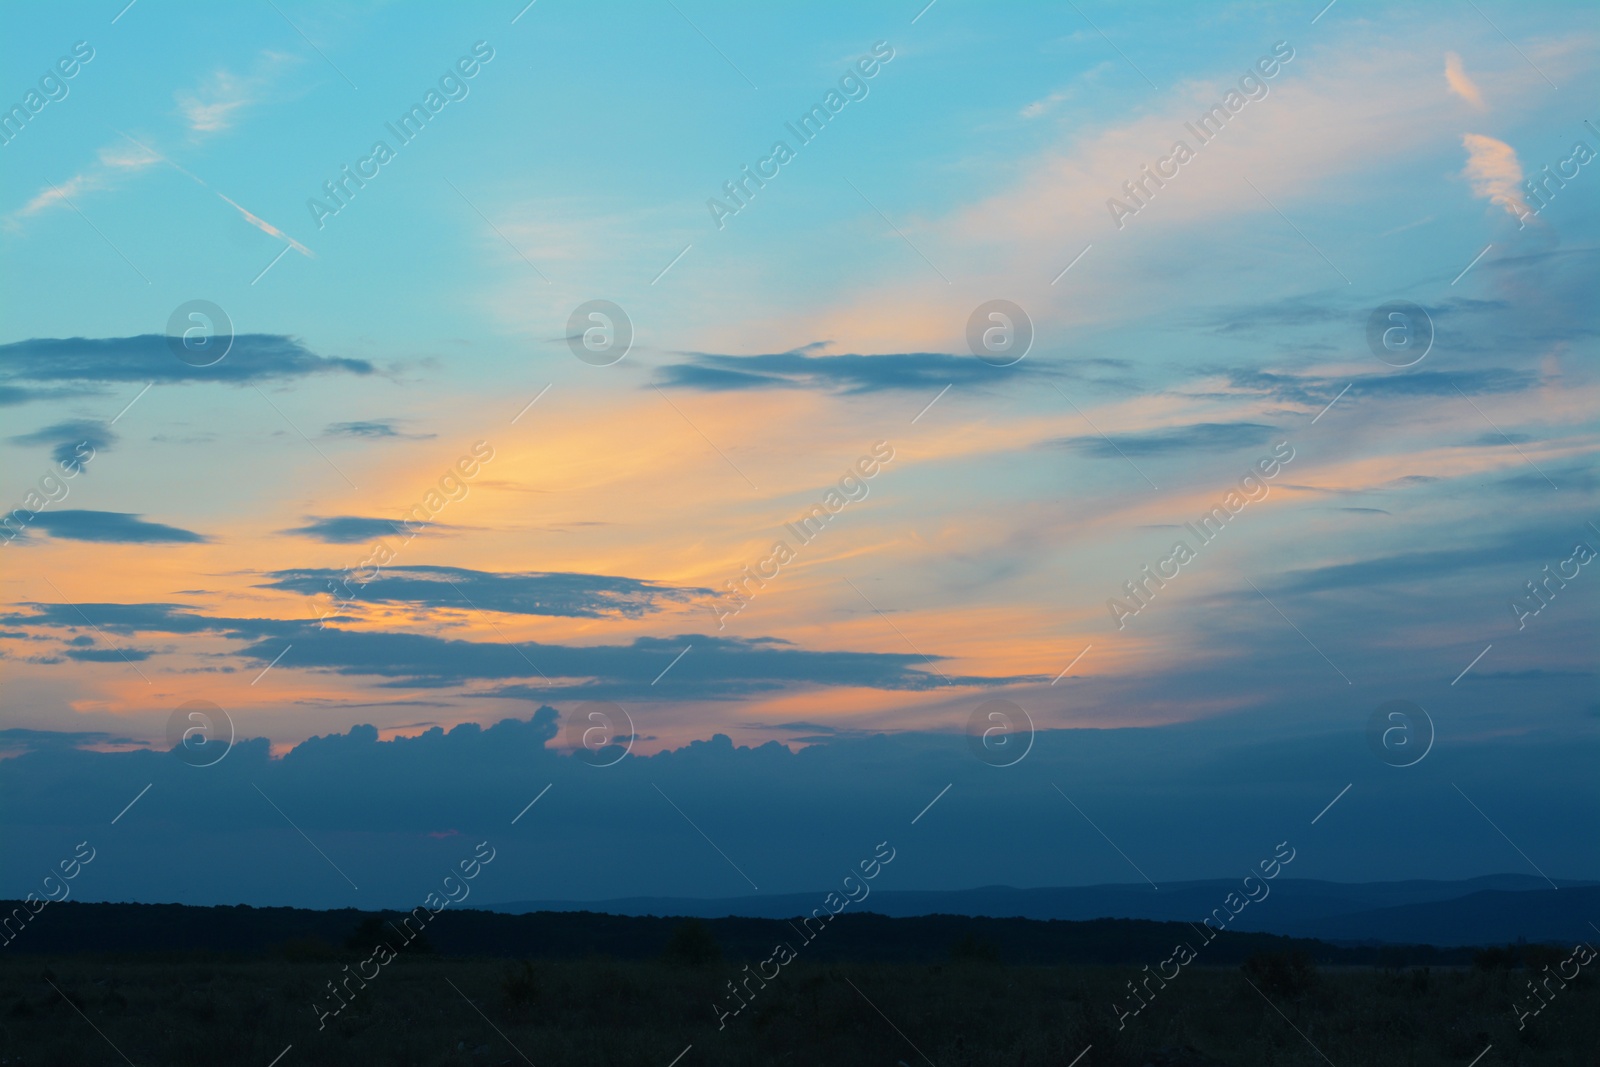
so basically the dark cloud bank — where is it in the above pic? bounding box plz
[0,710,1593,910]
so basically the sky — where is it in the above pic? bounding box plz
[1,0,1596,908]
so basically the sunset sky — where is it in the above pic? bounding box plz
[2,1,1596,906]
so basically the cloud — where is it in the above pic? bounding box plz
[13,140,161,219]
[0,600,1023,696]
[1461,133,1529,219]
[1464,431,1533,447]
[0,602,289,639]
[323,420,436,441]
[0,712,1593,908]
[1047,421,1279,458]
[18,173,91,217]
[12,132,312,258]
[177,71,253,134]
[0,334,372,388]
[273,628,1015,695]
[176,51,297,136]
[0,728,143,754]
[1267,532,1557,596]
[283,517,414,544]
[114,130,313,256]
[259,565,708,619]
[64,646,156,662]
[1444,52,1487,109]
[656,348,1037,394]
[1212,366,1534,408]
[8,418,116,466]
[21,510,209,544]
[1021,91,1068,119]
[0,384,87,407]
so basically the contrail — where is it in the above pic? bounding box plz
[115,129,314,257]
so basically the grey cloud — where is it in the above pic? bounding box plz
[9,418,116,466]
[1047,421,1278,458]
[655,348,1040,394]
[1210,368,1535,408]
[65,646,156,662]
[22,510,209,544]
[323,420,435,440]
[0,711,1592,910]
[259,565,707,619]
[0,603,1024,697]
[282,517,414,544]
[0,334,372,389]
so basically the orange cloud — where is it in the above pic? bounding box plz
[1445,52,1486,109]
[1461,133,1529,218]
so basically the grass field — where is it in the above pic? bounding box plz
[1,950,1593,1066]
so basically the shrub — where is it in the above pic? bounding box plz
[275,936,338,962]
[1522,944,1565,971]
[949,932,1001,964]
[1473,945,1519,971]
[662,919,721,967]
[1241,949,1317,998]
[501,960,540,1011]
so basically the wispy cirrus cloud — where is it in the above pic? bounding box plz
[1205,366,1536,408]
[1047,421,1279,458]
[176,50,298,136]
[1461,133,1528,218]
[323,419,436,440]
[656,346,1042,394]
[11,130,313,258]
[13,141,161,219]
[1445,52,1486,109]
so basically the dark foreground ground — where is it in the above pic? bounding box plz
[2,952,1594,1067]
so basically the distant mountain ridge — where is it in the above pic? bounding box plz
[486,875,1600,946]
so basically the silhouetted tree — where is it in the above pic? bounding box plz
[662,918,721,967]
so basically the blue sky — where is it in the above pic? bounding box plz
[1,0,1596,905]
